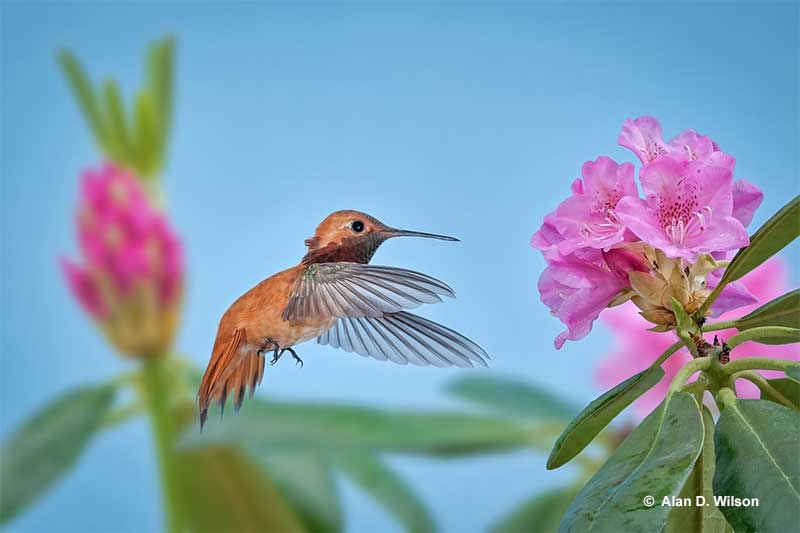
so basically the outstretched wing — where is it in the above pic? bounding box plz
[317,311,489,368]
[282,263,456,322]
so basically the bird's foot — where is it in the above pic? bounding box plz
[257,338,278,357]
[280,347,303,367]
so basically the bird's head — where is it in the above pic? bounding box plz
[302,210,457,264]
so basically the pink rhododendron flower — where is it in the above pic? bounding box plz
[619,115,719,165]
[552,157,638,254]
[538,249,649,349]
[615,156,750,260]
[61,162,184,357]
[595,257,798,418]
[532,115,765,348]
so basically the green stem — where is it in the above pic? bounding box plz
[101,401,144,429]
[721,356,800,375]
[696,282,726,319]
[141,357,185,533]
[704,320,737,333]
[715,387,737,409]
[732,371,796,409]
[668,357,713,395]
[725,327,800,349]
[653,340,683,368]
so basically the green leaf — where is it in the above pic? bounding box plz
[57,51,108,151]
[132,89,159,178]
[336,454,435,533]
[665,407,731,533]
[713,399,800,531]
[445,375,579,420]
[147,36,174,167]
[745,326,800,346]
[720,195,800,285]
[0,385,117,523]
[490,487,579,533]
[786,364,800,383]
[759,378,800,409]
[737,289,800,332]
[257,452,341,532]
[101,80,131,166]
[184,398,532,456]
[559,393,704,532]
[178,447,305,532]
[547,366,664,469]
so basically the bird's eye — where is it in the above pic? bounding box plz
[351,220,365,233]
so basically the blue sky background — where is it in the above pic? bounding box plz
[2,2,798,532]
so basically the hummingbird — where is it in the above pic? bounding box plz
[197,210,488,427]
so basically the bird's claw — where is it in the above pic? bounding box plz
[280,347,303,368]
[265,344,303,367]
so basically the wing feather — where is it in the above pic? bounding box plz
[282,263,455,322]
[318,312,488,368]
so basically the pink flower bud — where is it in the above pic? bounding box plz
[602,247,650,280]
[61,162,184,358]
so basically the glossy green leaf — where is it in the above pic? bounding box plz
[490,487,579,533]
[101,79,130,166]
[185,399,532,456]
[786,364,800,383]
[337,454,434,533]
[257,452,341,532]
[713,399,800,531]
[736,289,800,333]
[665,407,731,533]
[57,51,107,151]
[446,375,578,420]
[178,447,304,532]
[719,195,800,285]
[747,327,800,346]
[559,393,704,532]
[759,378,800,409]
[547,366,664,469]
[0,385,116,523]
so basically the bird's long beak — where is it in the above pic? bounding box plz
[384,228,459,242]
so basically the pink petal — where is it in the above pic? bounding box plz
[684,216,749,256]
[667,129,715,161]
[618,116,670,164]
[615,196,675,252]
[710,280,759,317]
[60,257,107,319]
[731,179,763,228]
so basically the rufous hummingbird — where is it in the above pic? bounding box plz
[197,210,488,427]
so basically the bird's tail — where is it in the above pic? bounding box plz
[197,328,265,429]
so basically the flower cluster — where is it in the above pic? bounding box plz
[61,163,184,358]
[532,116,763,348]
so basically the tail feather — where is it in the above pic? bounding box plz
[197,327,263,429]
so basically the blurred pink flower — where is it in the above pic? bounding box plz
[595,257,799,418]
[61,162,184,357]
